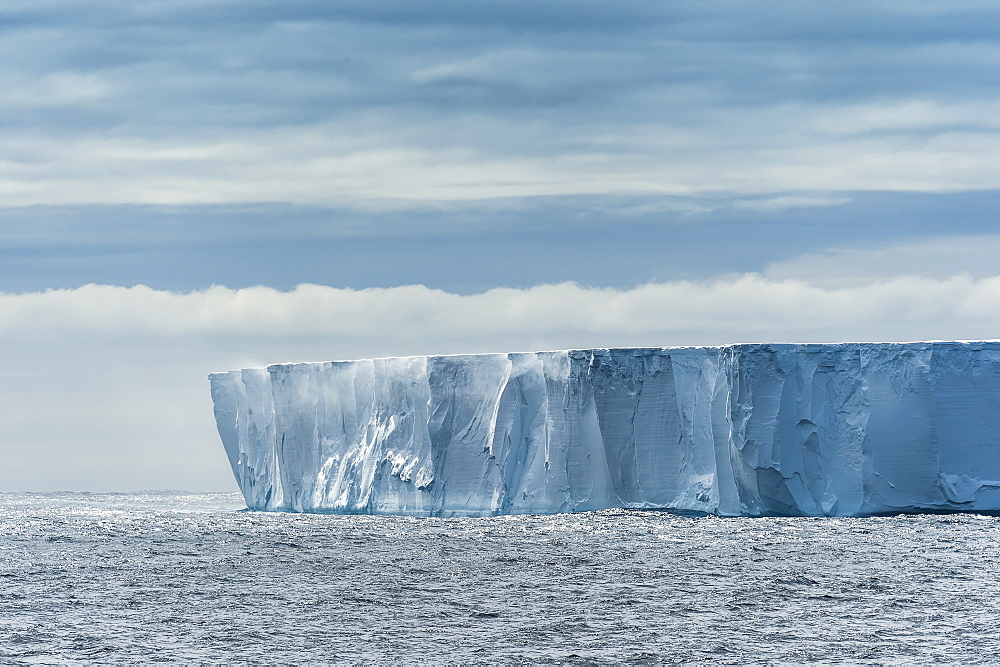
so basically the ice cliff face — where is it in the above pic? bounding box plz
[210,343,1000,517]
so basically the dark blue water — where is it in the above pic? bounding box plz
[2,492,999,663]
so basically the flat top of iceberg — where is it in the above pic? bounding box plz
[210,340,1000,376]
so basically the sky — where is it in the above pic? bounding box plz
[2,0,999,492]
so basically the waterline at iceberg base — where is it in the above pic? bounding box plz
[209,343,1000,517]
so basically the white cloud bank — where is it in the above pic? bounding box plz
[5,274,1000,344]
[3,274,1000,493]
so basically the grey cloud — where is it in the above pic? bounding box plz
[0,1,998,292]
[2,1,996,135]
[2,191,997,294]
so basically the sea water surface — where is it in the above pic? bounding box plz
[1,492,999,663]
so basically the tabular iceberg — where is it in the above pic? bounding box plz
[210,343,1000,517]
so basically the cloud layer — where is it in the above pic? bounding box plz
[6,276,1000,345]
[1,1,998,205]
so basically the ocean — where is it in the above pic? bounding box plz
[1,491,998,663]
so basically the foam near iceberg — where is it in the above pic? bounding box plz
[210,343,1000,517]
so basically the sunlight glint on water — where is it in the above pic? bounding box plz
[1,492,999,663]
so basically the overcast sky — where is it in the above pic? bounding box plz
[2,1,999,492]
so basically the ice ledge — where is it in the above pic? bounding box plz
[210,342,1000,517]
[210,340,1000,374]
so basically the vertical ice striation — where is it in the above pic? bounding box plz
[210,342,1000,516]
